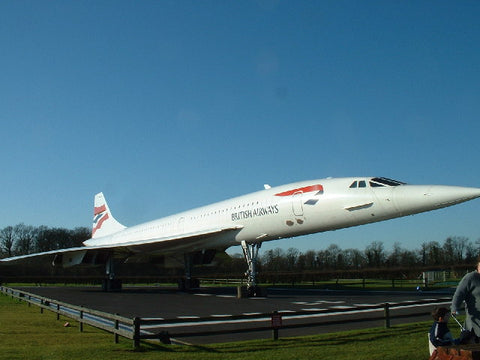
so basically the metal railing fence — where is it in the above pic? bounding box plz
[1,285,451,349]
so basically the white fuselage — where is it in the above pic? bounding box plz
[83,177,480,255]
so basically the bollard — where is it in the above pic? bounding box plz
[271,311,282,341]
[273,327,279,341]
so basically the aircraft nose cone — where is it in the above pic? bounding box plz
[393,185,480,215]
[428,185,480,206]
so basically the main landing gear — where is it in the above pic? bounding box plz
[102,256,122,291]
[178,253,200,291]
[241,241,264,297]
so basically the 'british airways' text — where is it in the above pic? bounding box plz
[231,205,279,221]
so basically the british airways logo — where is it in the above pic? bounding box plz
[275,184,324,205]
[274,184,324,197]
[92,205,109,236]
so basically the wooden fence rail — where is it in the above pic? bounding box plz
[0,286,134,344]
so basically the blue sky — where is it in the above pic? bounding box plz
[1,1,479,254]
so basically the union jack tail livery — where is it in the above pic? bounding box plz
[92,192,126,239]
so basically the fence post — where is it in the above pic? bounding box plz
[114,314,119,344]
[79,307,84,332]
[57,304,60,320]
[133,317,140,350]
[384,303,390,328]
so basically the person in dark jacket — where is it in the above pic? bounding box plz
[429,307,461,347]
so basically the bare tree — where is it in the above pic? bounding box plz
[386,242,403,267]
[34,226,55,253]
[365,241,385,268]
[0,226,16,257]
[285,247,299,270]
[342,248,366,269]
[465,241,478,263]
[327,244,342,269]
[450,236,470,263]
[70,227,91,247]
[13,223,36,255]
[296,250,318,270]
[422,241,443,266]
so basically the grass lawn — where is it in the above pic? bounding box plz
[0,293,441,360]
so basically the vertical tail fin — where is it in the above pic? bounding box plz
[92,192,127,238]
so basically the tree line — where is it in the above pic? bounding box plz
[265,237,478,271]
[1,223,478,272]
[0,223,90,258]
[222,236,479,275]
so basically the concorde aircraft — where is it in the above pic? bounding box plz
[2,177,480,295]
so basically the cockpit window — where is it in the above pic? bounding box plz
[349,180,367,188]
[369,177,406,187]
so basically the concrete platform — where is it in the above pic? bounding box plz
[15,285,453,344]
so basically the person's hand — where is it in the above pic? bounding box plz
[459,330,472,344]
